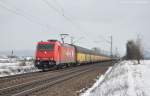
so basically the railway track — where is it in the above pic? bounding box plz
[0,62,114,96]
[0,67,69,83]
[0,65,81,89]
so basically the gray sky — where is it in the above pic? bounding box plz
[0,0,150,56]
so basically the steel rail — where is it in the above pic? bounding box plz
[13,67,95,96]
[0,64,96,96]
[0,64,81,86]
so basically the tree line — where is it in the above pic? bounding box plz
[125,37,144,64]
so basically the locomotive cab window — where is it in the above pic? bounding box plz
[37,44,54,50]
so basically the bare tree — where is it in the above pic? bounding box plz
[126,38,143,64]
[135,36,144,64]
[126,40,135,59]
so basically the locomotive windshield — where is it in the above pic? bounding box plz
[37,44,54,50]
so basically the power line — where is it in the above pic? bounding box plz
[0,0,111,51]
[42,0,87,34]
[42,0,63,16]
[0,1,53,30]
[52,0,64,13]
[50,0,89,37]
[42,0,114,54]
[97,34,112,44]
[50,1,105,46]
[0,0,93,46]
[42,0,96,45]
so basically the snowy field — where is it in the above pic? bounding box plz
[0,56,39,77]
[81,60,150,96]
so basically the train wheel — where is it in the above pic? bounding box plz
[55,65,59,70]
[66,63,69,67]
[42,68,45,72]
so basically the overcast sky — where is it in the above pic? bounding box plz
[0,0,150,56]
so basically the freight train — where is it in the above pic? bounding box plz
[34,40,112,71]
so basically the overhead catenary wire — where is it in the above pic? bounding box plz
[49,0,108,46]
[51,0,112,53]
[42,0,89,35]
[0,0,89,43]
[42,0,98,46]
[52,0,64,13]
[0,0,112,53]
[0,1,55,30]
[98,35,111,44]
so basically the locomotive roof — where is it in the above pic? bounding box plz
[61,43,75,48]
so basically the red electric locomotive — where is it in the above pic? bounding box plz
[35,40,76,71]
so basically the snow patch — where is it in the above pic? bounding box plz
[81,60,150,96]
[0,57,39,77]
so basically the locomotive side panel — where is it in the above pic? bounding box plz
[59,44,76,64]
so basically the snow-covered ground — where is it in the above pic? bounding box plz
[81,60,150,96]
[0,56,39,77]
